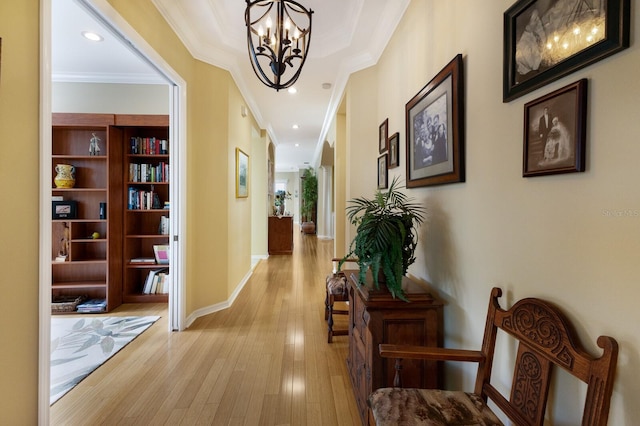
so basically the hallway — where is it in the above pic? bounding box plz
[51,229,360,425]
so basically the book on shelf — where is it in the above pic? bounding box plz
[129,137,169,155]
[158,215,169,235]
[76,298,107,313]
[128,186,162,210]
[143,268,169,294]
[128,162,169,183]
[130,257,156,264]
[153,244,170,264]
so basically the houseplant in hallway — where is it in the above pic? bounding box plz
[300,167,318,234]
[340,177,425,299]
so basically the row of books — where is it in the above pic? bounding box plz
[128,162,169,183]
[143,268,170,294]
[130,137,168,155]
[76,298,107,313]
[128,187,162,210]
[159,215,169,235]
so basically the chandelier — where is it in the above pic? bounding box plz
[245,0,313,91]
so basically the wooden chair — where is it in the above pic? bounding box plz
[324,258,357,343]
[369,287,618,426]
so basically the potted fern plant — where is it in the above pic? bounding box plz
[340,177,425,299]
[300,167,318,234]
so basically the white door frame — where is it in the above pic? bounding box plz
[39,1,187,423]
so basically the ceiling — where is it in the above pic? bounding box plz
[52,0,410,171]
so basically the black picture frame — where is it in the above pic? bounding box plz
[52,201,78,219]
[388,132,400,168]
[523,79,587,177]
[406,54,465,188]
[503,0,629,102]
[379,118,388,153]
[377,154,388,189]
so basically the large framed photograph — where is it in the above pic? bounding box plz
[523,79,587,177]
[406,54,465,188]
[503,0,629,102]
[388,132,400,168]
[377,154,388,189]
[379,119,388,153]
[235,148,249,198]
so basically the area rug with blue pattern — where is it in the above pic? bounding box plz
[50,316,160,405]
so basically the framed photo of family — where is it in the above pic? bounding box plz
[523,79,587,177]
[503,0,629,102]
[405,54,465,188]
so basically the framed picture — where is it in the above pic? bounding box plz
[52,201,77,219]
[388,132,400,168]
[153,245,170,265]
[405,54,465,188]
[235,148,249,198]
[503,0,629,102]
[379,118,388,153]
[377,154,388,189]
[523,79,587,177]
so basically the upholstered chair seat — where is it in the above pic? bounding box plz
[369,388,503,426]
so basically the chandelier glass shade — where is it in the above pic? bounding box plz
[245,0,313,91]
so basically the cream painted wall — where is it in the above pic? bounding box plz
[53,82,169,114]
[228,83,254,293]
[340,0,639,423]
[251,126,269,258]
[0,1,40,421]
[106,0,260,316]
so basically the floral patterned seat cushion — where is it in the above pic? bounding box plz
[369,388,503,426]
[326,273,347,295]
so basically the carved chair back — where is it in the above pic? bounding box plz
[476,288,618,426]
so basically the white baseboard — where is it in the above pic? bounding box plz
[184,267,254,328]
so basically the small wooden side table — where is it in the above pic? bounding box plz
[345,271,443,425]
[268,215,293,255]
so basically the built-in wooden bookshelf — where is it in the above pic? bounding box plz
[51,113,170,313]
[51,113,123,313]
[118,114,170,303]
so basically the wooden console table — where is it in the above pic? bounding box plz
[346,271,443,425]
[268,216,293,255]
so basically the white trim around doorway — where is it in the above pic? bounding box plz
[39,0,188,423]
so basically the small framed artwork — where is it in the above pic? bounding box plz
[523,79,587,177]
[406,54,465,188]
[235,148,249,198]
[377,154,388,189]
[388,132,400,168]
[153,245,170,265]
[379,118,389,153]
[52,201,77,219]
[503,0,629,102]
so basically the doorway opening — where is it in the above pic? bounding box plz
[40,0,187,422]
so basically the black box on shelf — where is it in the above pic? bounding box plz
[52,200,77,219]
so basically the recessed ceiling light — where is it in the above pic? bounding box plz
[295,143,300,147]
[82,31,103,42]
[288,87,297,94]
[292,124,299,129]
[322,82,332,90]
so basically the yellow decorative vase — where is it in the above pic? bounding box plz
[54,164,76,188]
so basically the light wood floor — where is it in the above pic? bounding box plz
[50,229,360,425]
